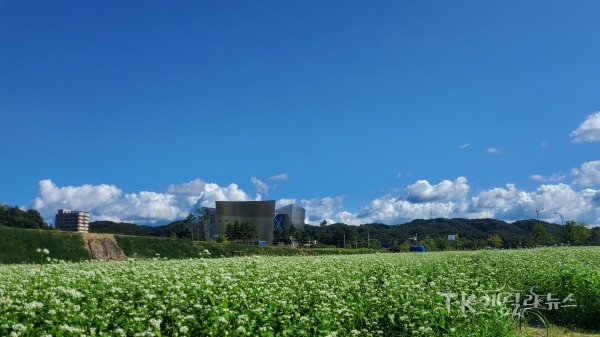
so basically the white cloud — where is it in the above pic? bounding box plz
[405,177,469,203]
[466,183,598,224]
[197,182,260,207]
[541,141,549,147]
[300,195,345,225]
[31,179,260,224]
[333,182,600,226]
[571,160,600,186]
[250,176,271,195]
[458,143,470,149]
[529,173,566,182]
[487,148,500,154]
[570,111,600,142]
[166,179,206,196]
[275,198,297,209]
[269,173,289,180]
[338,197,462,226]
[397,172,402,178]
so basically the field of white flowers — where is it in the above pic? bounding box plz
[1,247,598,337]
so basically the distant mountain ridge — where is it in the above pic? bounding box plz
[89,217,599,249]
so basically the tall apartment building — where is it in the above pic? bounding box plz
[55,209,90,233]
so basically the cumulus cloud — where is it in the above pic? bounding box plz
[529,173,566,182]
[250,176,271,195]
[458,143,470,149]
[333,182,600,226]
[405,177,469,203]
[338,197,462,226]
[570,112,600,142]
[275,198,297,209]
[269,173,289,180]
[300,195,345,225]
[487,148,500,154]
[571,160,600,186]
[166,179,206,196]
[31,179,260,224]
[467,183,598,223]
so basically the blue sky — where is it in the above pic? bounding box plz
[1,1,599,226]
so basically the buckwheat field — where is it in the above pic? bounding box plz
[1,247,598,336]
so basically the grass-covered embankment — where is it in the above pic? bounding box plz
[114,235,380,259]
[0,226,90,264]
[0,227,381,264]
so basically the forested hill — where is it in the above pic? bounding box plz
[88,217,599,249]
[303,218,574,249]
[0,203,51,230]
[89,220,192,239]
[4,209,594,249]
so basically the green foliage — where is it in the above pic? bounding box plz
[216,233,228,243]
[488,234,503,248]
[225,220,258,243]
[0,227,90,264]
[1,247,599,335]
[303,218,569,249]
[419,237,438,251]
[91,217,599,250]
[0,203,52,230]
[529,222,555,246]
[90,220,193,239]
[563,221,591,245]
[273,225,310,245]
[89,220,156,236]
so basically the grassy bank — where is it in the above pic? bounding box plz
[114,235,380,259]
[0,226,90,264]
[0,227,381,264]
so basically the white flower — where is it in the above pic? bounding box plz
[12,324,26,332]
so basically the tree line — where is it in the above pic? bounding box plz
[83,216,600,250]
[0,203,51,230]
[300,218,599,251]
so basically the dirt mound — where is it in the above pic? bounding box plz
[83,234,127,261]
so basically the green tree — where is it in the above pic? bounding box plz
[216,233,228,243]
[575,222,591,243]
[563,221,576,244]
[290,225,308,244]
[420,238,438,251]
[562,221,590,245]
[488,234,503,248]
[199,208,215,241]
[225,223,235,241]
[225,221,243,242]
[273,228,283,245]
[185,213,197,240]
[240,220,258,243]
[529,222,554,246]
